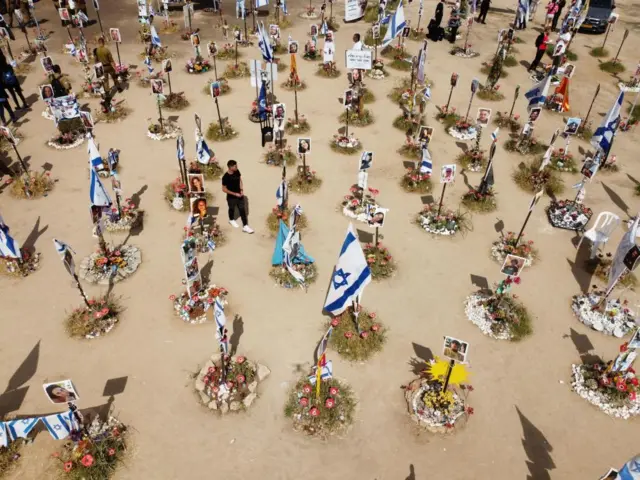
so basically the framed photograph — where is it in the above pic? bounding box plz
[0,126,16,145]
[581,156,599,179]
[323,43,334,62]
[269,24,280,37]
[343,88,354,107]
[372,23,380,39]
[188,174,205,194]
[109,28,121,43]
[359,151,373,171]
[476,107,491,125]
[443,336,470,363]
[501,254,526,277]
[471,78,480,93]
[234,29,242,42]
[210,81,221,98]
[151,79,164,95]
[41,56,54,73]
[401,26,410,38]
[43,379,79,404]
[564,117,581,135]
[184,257,200,281]
[326,31,334,42]
[628,327,640,349]
[310,24,318,36]
[207,41,218,57]
[94,62,105,79]
[58,7,70,21]
[190,196,208,218]
[367,207,388,228]
[624,245,640,271]
[418,126,433,146]
[564,63,575,78]
[297,137,311,154]
[497,28,506,44]
[552,41,566,57]
[191,33,201,47]
[274,103,286,120]
[162,59,172,73]
[80,111,94,129]
[40,84,54,101]
[528,107,541,123]
[181,237,197,264]
[288,40,299,54]
[440,164,456,184]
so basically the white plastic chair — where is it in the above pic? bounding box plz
[578,211,621,259]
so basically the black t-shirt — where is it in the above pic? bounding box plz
[222,170,242,199]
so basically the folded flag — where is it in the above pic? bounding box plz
[419,147,432,174]
[308,361,333,384]
[214,297,226,329]
[276,180,287,207]
[88,136,103,170]
[195,132,212,164]
[150,25,162,47]
[89,167,112,208]
[0,423,6,447]
[257,22,273,63]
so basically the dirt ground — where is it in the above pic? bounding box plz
[1,0,639,478]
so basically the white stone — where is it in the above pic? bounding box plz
[243,393,257,408]
[229,401,241,411]
[571,294,635,337]
[257,364,271,382]
[208,400,218,410]
[464,293,513,341]
[220,402,229,414]
[195,379,206,392]
[198,391,209,403]
[248,381,258,393]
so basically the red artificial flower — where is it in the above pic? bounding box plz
[309,407,320,417]
[299,397,309,407]
[466,407,474,415]
[601,376,611,386]
[64,462,73,472]
[629,367,636,374]
[371,324,380,332]
[208,366,216,374]
[467,385,474,392]
[226,381,234,389]
[630,391,637,401]
[513,276,521,285]
[369,312,377,319]
[344,331,353,339]
[236,374,246,383]
[445,422,454,429]
[212,386,219,393]
[236,356,246,364]
[51,452,60,458]
[203,376,210,385]
[325,398,335,409]
[330,318,339,327]
[169,294,176,301]
[329,387,339,396]
[108,448,116,456]
[617,383,627,392]
[631,378,639,386]
[302,384,312,394]
[504,277,513,285]
[81,454,94,467]
[620,343,629,353]
[360,331,369,339]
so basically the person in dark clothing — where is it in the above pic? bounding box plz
[0,82,16,124]
[528,28,549,72]
[434,0,444,27]
[221,160,254,234]
[551,0,565,30]
[0,52,26,109]
[477,0,491,23]
[447,8,461,43]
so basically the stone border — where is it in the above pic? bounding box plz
[78,245,142,285]
[490,241,534,267]
[417,213,459,236]
[46,134,85,150]
[147,123,181,141]
[342,205,376,224]
[334,137,361,150]
[464,293,513,340]
[447,126,477,141]
[618,82,640,93]
[404,378,467,433]
[571,294,636,337]
[104,211,143,233]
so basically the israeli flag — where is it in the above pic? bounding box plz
[282,221,305,286]
[0,215,21,259]
[491,128,499,142]
[276,180,287,207]
[282,0,288,14]
[88,136,103,170]
[539,146,553,171]
[257,80,268,120]
[380,15,391,25]
[214,297,226,329]
[524,74,551,112]
[419,147,432,174]
[7,418,39,440]
[257,22,273,63]
[195,133,212,164]
[150,25,162,47]
[144,56,154,74]
[42,411,73,440]
[177,136,185,161]
[323,224,372,315]
[320,21,329,35]
[256,0,269,7]
[54,238,75,259]
[289,204,303,230]
[89,168,112,208]
[416,45,427,84]
[308,360,333,384]
[619,455,640,479]
[591,90,623,154]
[382,2,406,47]
[0,423,7,447]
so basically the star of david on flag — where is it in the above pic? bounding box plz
[591,90,624,154]
[382,1,407,47]
[42,412,73,440]
[618,454,640,479]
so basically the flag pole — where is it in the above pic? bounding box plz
[601,22,611,49]
[580,83,600,134]
[508,85,520,119]
[213,54,219,80]
[464,89,475,124]
[351,299,361,334]
[442,359,456,391]
[167,71,173,95]
[612,29,629,64]
[515,208,534,246]
[10,142,29,175]
[73,272,91,308]
[294,80,299,124]
[235,39,239,67]
[445,80,456,112]
[437,182,447,216]
[156,94,164,131]
[214,96,225,135]
[479,140,496,195]
[344,105,349,137]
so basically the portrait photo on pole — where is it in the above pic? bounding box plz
[288,40,299,54]
[528,107,541,124]
[310,24,318,36]
[581,156,599,179]
[269,24,280,38]
[552,41,566,57]
[608,12,619,24]
[418,126,434,146]
[43,379,79,404]
[476,107,492,126]
[440,164,457,184]
[80,111,94,129]
[323,42,334,62]
[163,59,172,73]
[274,103,286,120]
[443,336,470,363]
[210,81,221,98]
[207,41,218,57]
[402,26,411,38]
[191,196,208,219]
[184,257,200,282]
[181,238,197,264]
[343,89,354,107]
[372,23,380,39]
[151,79,164,95]
[0,27,8,41]
[109,28,122,43]
[94,62,105,79]
[563,63,575,78]
[326,31,334,43]
[40,84,54,101]
[501,254,526,277]
[41,56,54,73]
[234,29,242,42]
[297,138,311,154]
[191,33,201,47]
[564,117,581,135]
[58,7,70,21]
[188,173,205,194]
[359,151,373,171]
[367,207,388,228]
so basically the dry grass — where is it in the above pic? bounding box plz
[338,109,375,127]
[285,118,311,135]
[266,207,308,236]
[162,92,190,110]
[461,189,498,213]
[65,296,122,339]
[223,62,251,79]
[206,120,238,142]
[96,104,132,124]
[0,440,23,477]
[326,307,387,361]
[590,47,609,58]
[288,168,322,194]
[477,87,505,102]
[599,60,625,74]
[9,172,54,199]
[512,162,565,196]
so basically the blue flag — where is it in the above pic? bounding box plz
[276,179,287,207]
[382,2,406,47]
[0,214,21,259]
[258,80,268,120]
[257,22,273,63]
[150,25,162,47]
[619,455,640,480]
[524,74,551,112]
[272,219,314,266]
[591,90,623,154]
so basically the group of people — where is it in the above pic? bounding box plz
[0,51,27,124]
[426,0,491,44]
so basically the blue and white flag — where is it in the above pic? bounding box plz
[89,168,112,208]
[524,74,551,112]
[0,214,21,259]
[282,229,305,286]
[195,132,212,164]
[308,360,333,384]
[380,15,391,25]
[591,90,624,154]
[276,180,287,207]
[289,204,302,230]
[382,2,406,47]
[323,223,372,315]
[144,56,154,74]
[0,422,7,447]
[416,44,427,85]
[257,22,273,62]
[7,418,39,441]
[41,411,73,440]
[282,0,288,15]
[150,25,162,47]
[256,0,269,7]
[177,135,185,161]
[618,455,640,480]
[257,79,268,120]
[214,297,226,329]
[320,21,329,34]
[88,136,103,170]
[419,147,432,174]
[54,239,75,260]
[491,128,499,142]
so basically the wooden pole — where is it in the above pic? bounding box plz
[613,29,629,64]
[437,182,447,216]
[215,97,225,135]
[213,55,218,80]
[167,71,173,95]
[515,209,533,246]
[445,82,455,112]
[157,95,164,131]
[73,272,91,308]
[601,23,611,49]
[294,81,299,124]
[508,85,520,118]
[581,83,600,131]
[442,359,456,391]
[11,143,28,174]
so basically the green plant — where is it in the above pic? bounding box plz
[223,61,250,79]
[461,188,497,213]
[393,114,422,132]
[503,55,518,67]
[416,204,472,235]
[435,106,461,131]
[266,206,308,236]
[285,116,311,134]
[338,109,375,127]
[206,120,238,141]
[270,263,317,287]
[201,78,231,96]
[590,46,609,58]
[288,166,322,194]
[65,296,122,339]
[401,168,432,193]
[187,160,223,180]
[504,137,547,156]
[364,25,388,45]
[456,151,486,171]
[162,92,190,110]
[9,171,54,199]
[361,89,375,104]
[600,60,625,74]
[493,111,522,133]
[0,440,23,477]
[481,287,533,341]
[363,243,396,280]
[316,61,340,78]
[480,64,509,78]
[512,162,565,196]
[398,143,421,160]
[326,306,387,361]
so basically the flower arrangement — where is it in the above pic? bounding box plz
[299,4,319,18]
[180,28,199,41]
[9,171,54,199]
[477,84,505,101]
[435,105,461,131]
[266,206,308,236]
[96,99,132,124]
[285,114,311,134]
[331,134,362,154]
[263,144,297,167]
[164,177,213,211]
[363,242,396,279]
[65,295,121,339]
[571,292,636,337]
[136,69,164,89]
[186,57,212,74]
[288,165,322,194]
[465,276,533,341]
[202,78,231,96]
[53,415,128,479]
[215,43,238,60]
[103,200,144,233]
[416,204,470,236]
[504,135,547,156]
[393,113,423,132]
[450,45,480,58]
[326,306,386,361]
[547,199,593,231]
[588,253,638,290]
[162,92,190,111]
[223,61,250,79]
[0,248,40,278]
[184,219,226,252]
[620,117,637,131]
[339,108,374,127]
[270,262,318,288]
[341,185,380,222]
[366,59,387,80]
[401,167,432,193]
[456,150,486,172]
[195,353,269,413]
[0,439,23,477]
[172,285,228,324]
[284,374,356,437]
[147,119,181,141]
[512,162,565,196]
[206,119,238,142]
[388,78,416,105]
[599,154,619,173]
[490,232,537,266]
[47,130,85,150]
[448,117,477,140]
[188,159,223,180]
[78,245,142,285]
[571,357,640,419]
[398,138,421,160]
[281,75,307,91]
[546,148,578,173]
[461,188,497,213]
[249,99,271,123]
[493,111,521,133]
[160,18,179,34]
[480,61,509,79]
[138,46,171,63]
[317,61,340,78]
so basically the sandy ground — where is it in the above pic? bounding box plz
[1,0,640,478]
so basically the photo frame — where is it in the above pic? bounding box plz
[367,207,388,228]
[564,63,575,78]
[109,28,122,43]
[274,103,286,120]
[419,126,433,146]
[40,84,54,101]
[210,81,221,98]
[297,138,311,154]
[188,173,205,194]
[528,107,541,123]
[191,33,201,47]
[343,88,354,107]
[564,117,581,135]
[608,12,619,24]
[357,170,368,190]
[58,7,70,21]
[190,196,208,218]
[501,254,526,277]
[440,164,456,184]
[269,24,280,38]
[443,336,470,363]
[207,41,218,57]
[401,26,410,38]
[41,56,54,73]
[184,257,200,282]
[326,31,334,42]
[94,62,105,79]
[288,40,299,54]
[151,79,164,95]
[476,107,492,125]
[43,379,79,404]
[80,111,94,129]
[310,24,318,36]
[162,59,172,73]
[372,23,380,39]
[581,156,599,179]
[359,151,373,171]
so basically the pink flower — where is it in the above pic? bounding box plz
[360,331,369,339]
[212,386,219,393]
[325,398,335,408]
[208,366,216,374]
[371,324,380,332]
[226,381,234,389]
[367,258,375,264]
[108,448,116,456]
[302,384,312,394]
[630,391,637,401]
[299,397,309,406]
[344,331,353,339]
[203,376,210,385]
[330,318,339,327]
[81,454,94,467]
[236,356,246,364]
[329,387,339,396]
[236,374,246,383]
[621,343,629,353]
[369,312,377,319]
[309,406,320,417]
[466,407,474,415]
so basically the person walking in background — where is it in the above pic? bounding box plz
[434,0,444,28]
[477,0,491,23]
[544,0,558,29]
[0,53,27,110]
[528,28,549,72]
[93,37,121,92]
[222,160,254,234]
[552,0,566,30]
[447,6,461,43]
[0,80,17,125]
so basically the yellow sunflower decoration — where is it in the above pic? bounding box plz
[423,356,470,386]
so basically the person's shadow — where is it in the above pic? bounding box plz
[405,464,416,480]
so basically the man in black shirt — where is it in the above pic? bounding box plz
[221,160,254,234]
